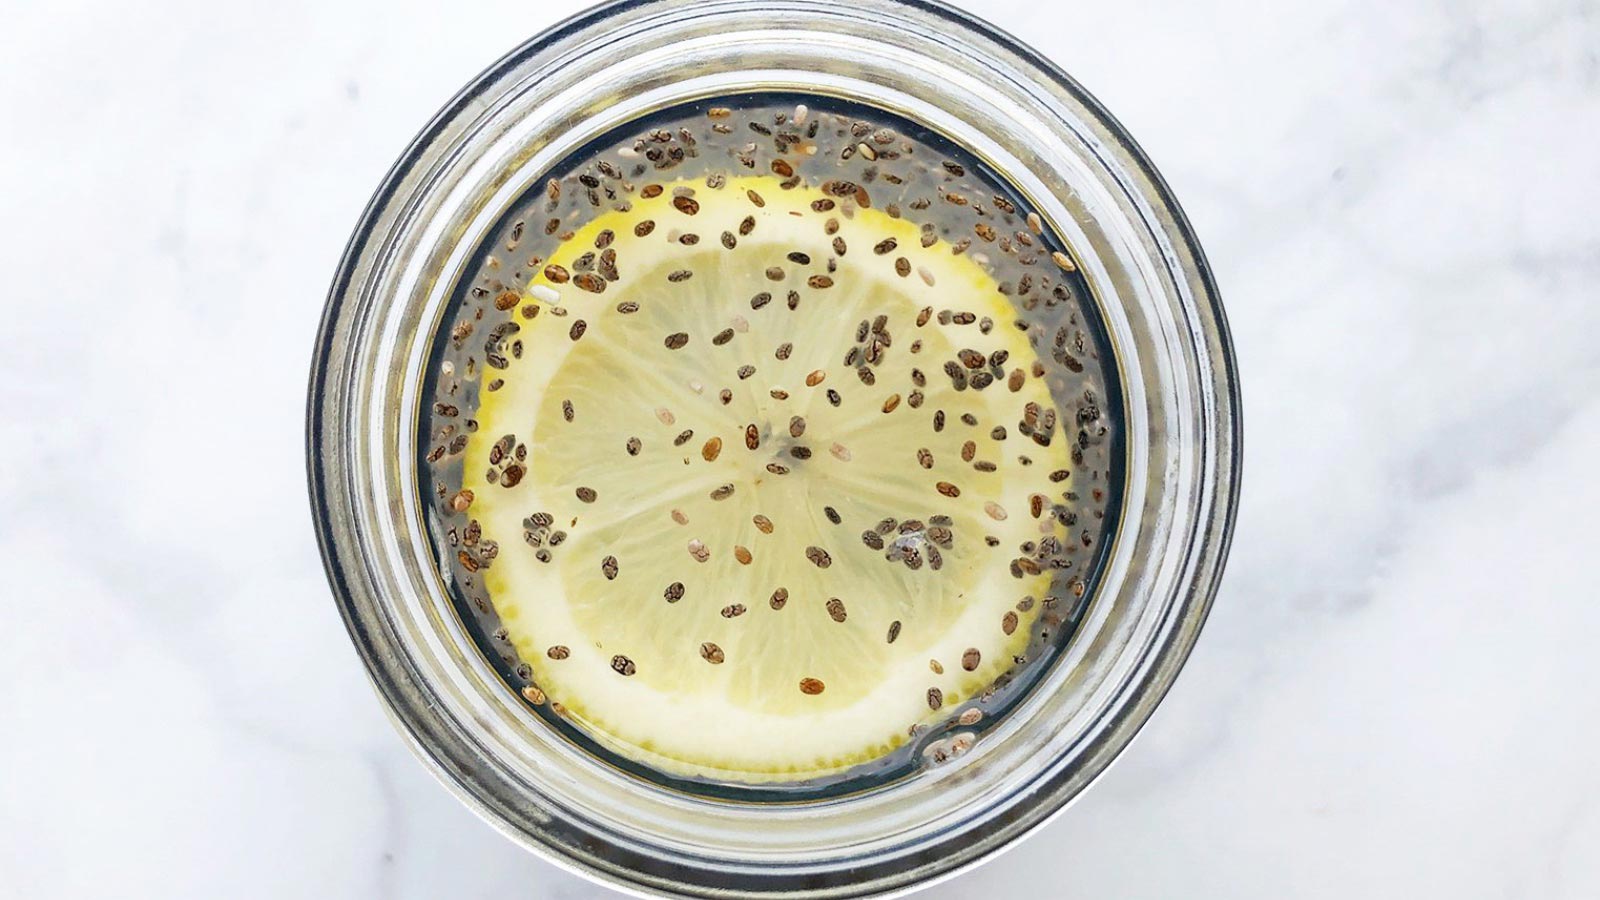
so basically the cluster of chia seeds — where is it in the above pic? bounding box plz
[417,94,1122,792]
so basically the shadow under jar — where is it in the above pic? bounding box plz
[307,0,1240,897]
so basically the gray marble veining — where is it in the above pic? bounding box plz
[1,0,1596,897]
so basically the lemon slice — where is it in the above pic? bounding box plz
[463,175,1073,781]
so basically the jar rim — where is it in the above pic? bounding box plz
[307,0,1241,896]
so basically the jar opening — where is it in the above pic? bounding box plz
[414,89,1128,800]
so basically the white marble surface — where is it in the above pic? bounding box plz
[3,0,1598,896]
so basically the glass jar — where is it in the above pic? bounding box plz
[306,0,1241,895]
